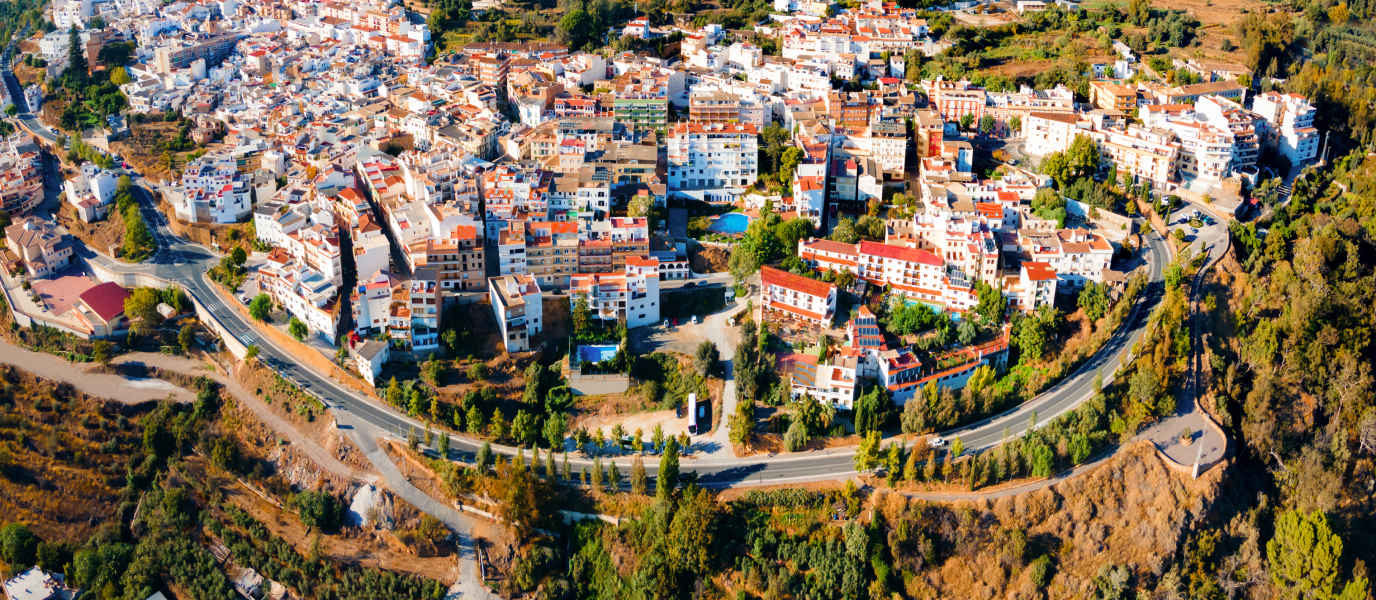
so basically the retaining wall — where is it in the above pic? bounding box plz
[208,282,382,400]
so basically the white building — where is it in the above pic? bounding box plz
[354,340,390,387]
[569,257,661,329]
[2,566,77,600]
[259,250,340,341]
[178,156,252,223]
[63,163,118,222]
[759,265,837,326]
[790,354,860,410]
[489,273,543,353]
[352,269,398,338]
[1022,112,1090,156]
[1009,261,1058,312]
[1252,91,1321,166]
[667,122,759,201]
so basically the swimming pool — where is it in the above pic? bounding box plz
[707,213,752,234]
[577,345,619,364]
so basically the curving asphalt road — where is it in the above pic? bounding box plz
[46,130,1170,488]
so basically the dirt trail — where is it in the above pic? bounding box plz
[0,336,363,482]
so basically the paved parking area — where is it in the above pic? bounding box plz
[630,316,714,355]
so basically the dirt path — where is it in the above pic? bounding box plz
[0,337,193,403]
[114,352,366,482]
[0,336,363,482]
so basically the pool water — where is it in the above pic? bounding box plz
[578,345,619,364]
[708,213,752,234]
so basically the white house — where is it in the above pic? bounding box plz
[354,339,390,386]
[489,273,543,353]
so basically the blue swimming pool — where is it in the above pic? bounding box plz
[708,213,752,234]
[578,345,619,364]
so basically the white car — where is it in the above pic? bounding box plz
[691,315,698,324]
[929,437,947,448]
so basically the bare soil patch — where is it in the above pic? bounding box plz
[690,245,730,273]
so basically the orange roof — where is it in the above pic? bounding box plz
[859,240,943,266]
[761,266,834,298]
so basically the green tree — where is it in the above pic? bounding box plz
[230,245,247,266]
[543,412,568,450]
[784,419,809,451]
[476,441,493,472]
[0,523,39,572]
[1009,115,1022,134]
[979,114,996,136]
[1266,510,1370,600]
[511,409,536,448]
[854,430,883,471]
[123,287,166,331]
[693,340,719,377]
[109,66,131,85]
[66,26,88,79]
[959,113,975,130]
[249,294,272,321]
[178,323,196,354]
[288,316,309,341]
[1078,281,1111,322]
[93,340,113,366]
[244,345,260,362]
[657,437,680,500]
[572,294,593,337]
[728,245,761,286]
[974,280,1006,324]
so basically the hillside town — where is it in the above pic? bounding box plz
[1,0,1369,596]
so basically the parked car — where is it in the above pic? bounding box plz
[691,315,698,324]
[683,281,697,288]
[929,437,947,448]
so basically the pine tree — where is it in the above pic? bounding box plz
[562,451,571,482]
[605,461,618,493]
[67,26,89,80]
[545,449,556,479]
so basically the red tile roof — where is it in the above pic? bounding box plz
[79,282,130,324]
[858,240,943,266]
[761,266,835,298]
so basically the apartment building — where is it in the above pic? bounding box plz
[689,91,742,123]
[760,265,838,326]
[351,269,399,338]
[612,68,671,134]
[1162,119,1236,183]
[1022,112,1090,156]
[151,33,239,74]
[473,54,512,94]
[1012,228,1114,289]
[1007,261,1058,312]
[352,215,392,288]
[579,217,650,274]
[667,122,759,200]
[569,257,661,329]
[796,239,979,312]
[260,249,340,341]
[1089,81,1137,112]
[1252,91,1321,165]
[489,273,543,352]
[523,221,579,289]
[410,224,485,292]
[282,221,344,286]
[394,267,442,352]
[3,218,74,279]
[1,138,44,217]
[1093,126,1180,189]
[868,121,907,177]
[923,79,985,122]
[1195,95,1263,176]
